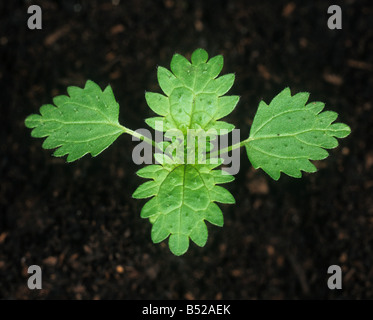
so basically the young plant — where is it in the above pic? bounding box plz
[25,49,351,256]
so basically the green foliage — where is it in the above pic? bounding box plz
[133,161,234,256]
[245,87,351,180]
[137,49,238,254]
[25,80,124,162]
[25,49,351,256]
[145,48,238,135]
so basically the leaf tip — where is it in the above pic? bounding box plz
[283,87,291,96]
[191,48,209,65]
[25,114,39,128]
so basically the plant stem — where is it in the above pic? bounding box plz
[120,125,163,152]
[209,137,252,158]
[120,122,253,160]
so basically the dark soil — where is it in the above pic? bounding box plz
[1,0,372,299]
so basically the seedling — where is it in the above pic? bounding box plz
[25,49,350,255]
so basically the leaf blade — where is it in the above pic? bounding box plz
[134,163,235,255]
[146,49,237,134]
[25,80,124,162]
[245,88,351,179]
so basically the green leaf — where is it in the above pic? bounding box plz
[25,80,124,162]
[215,95,240,119]
[206,120,235,133]
[245,87,351,180]
[146,49,239,135]
[191,48,209,65]
[145,92,169,116]
[133,162,235,256]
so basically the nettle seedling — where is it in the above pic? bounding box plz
[25,49,350,256]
